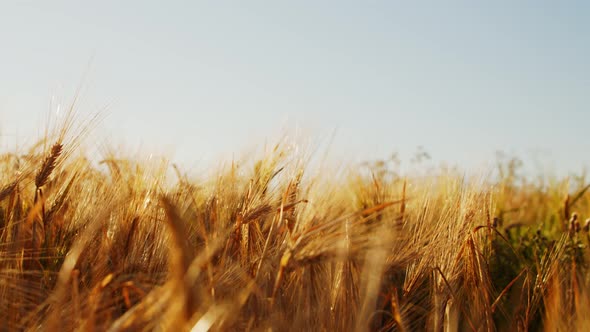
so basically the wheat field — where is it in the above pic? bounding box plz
[0,114,589,332]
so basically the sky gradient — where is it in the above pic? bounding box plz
[1,1,589,174]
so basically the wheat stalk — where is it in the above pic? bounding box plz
[35,143,63,189]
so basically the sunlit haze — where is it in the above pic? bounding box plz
[1,1,589,175]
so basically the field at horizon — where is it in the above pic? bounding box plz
[0,111,589,331]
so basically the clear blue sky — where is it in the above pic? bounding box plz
[1,1,589,174]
